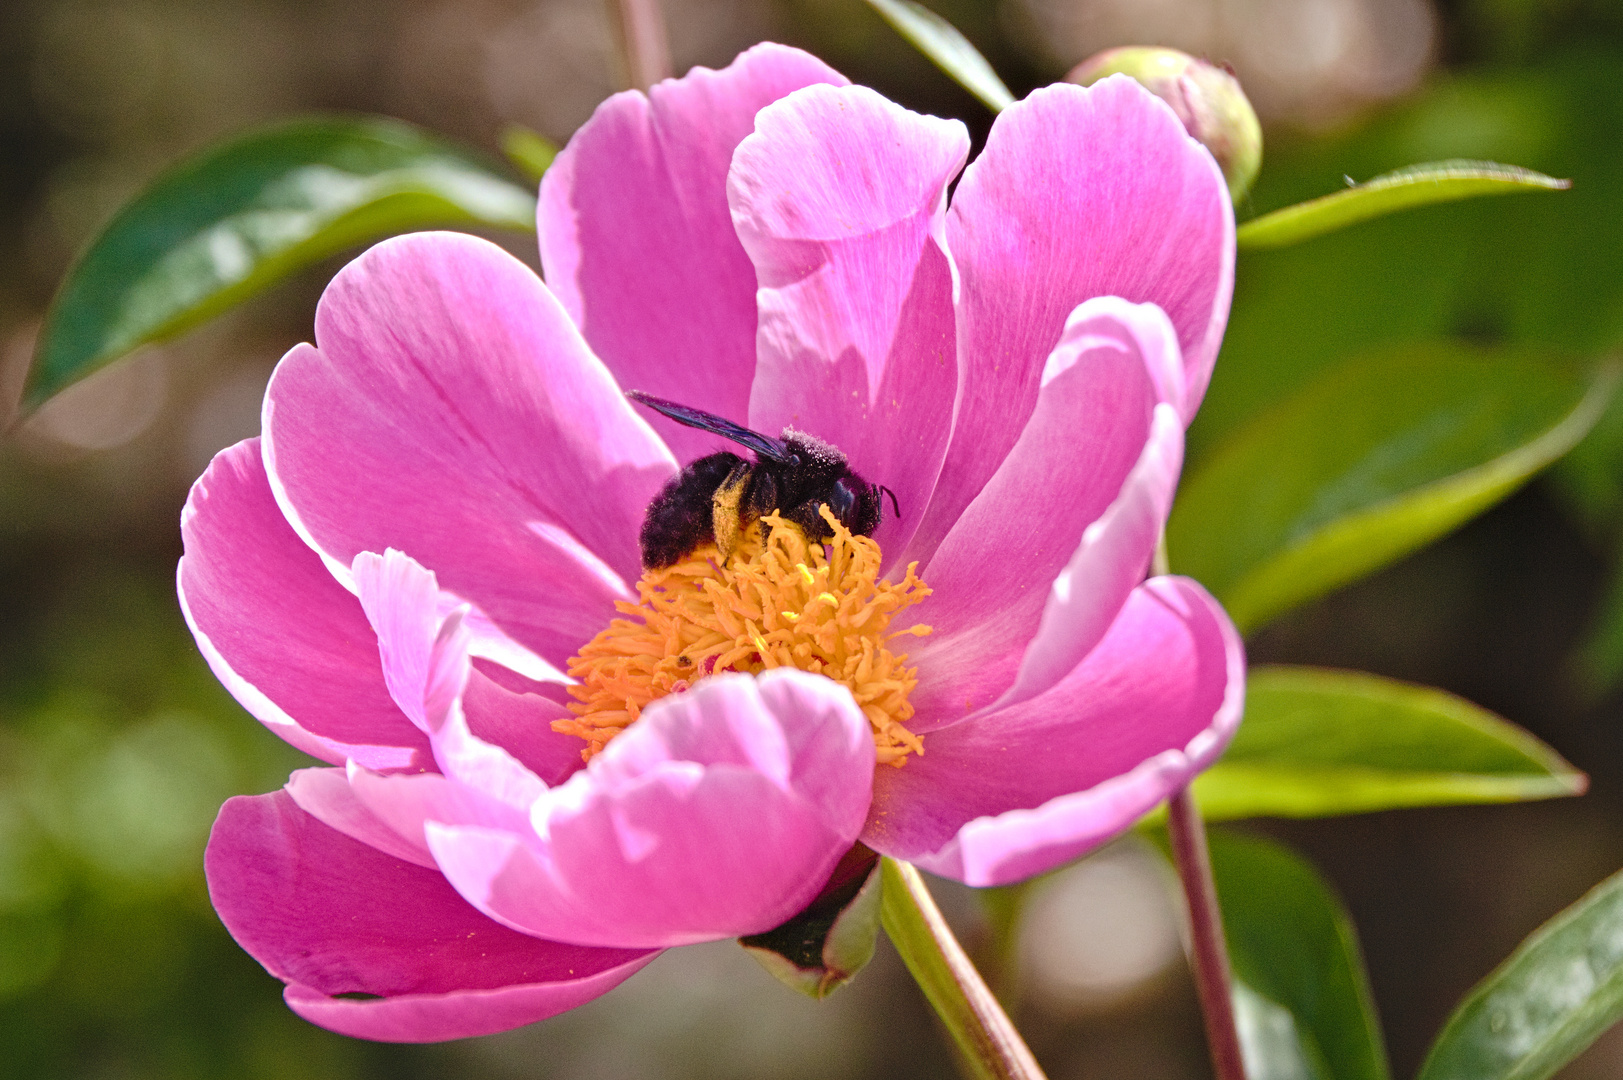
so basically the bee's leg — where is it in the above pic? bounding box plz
[711,460,753,562]
[783,499,833,541]
[639,451,742,568]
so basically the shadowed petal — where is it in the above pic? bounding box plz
[540,43,846,461]
[463,671,587,789]
[864,577,1244,886]
[178,439,429,771]
[428,671,873,949]
[207,791,656,1042]
[905,301,1176,727]
[912,76,1232,561]
[262,232,676,669]
[284,767,437,868]
[731,84,967,563]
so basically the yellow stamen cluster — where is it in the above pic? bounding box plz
[557,506,933,766]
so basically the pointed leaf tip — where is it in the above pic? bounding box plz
[1237,159,1570,251]
[26,115,537,411]
[1188,666,1588,822]
[742,853,883,999]
[501,125,559,185]
[862,0,1015,113]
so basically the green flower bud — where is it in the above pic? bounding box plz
[1067,46,1263,205]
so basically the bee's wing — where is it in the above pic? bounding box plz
[625,390,793,462]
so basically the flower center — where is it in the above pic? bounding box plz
[557,506,933,766]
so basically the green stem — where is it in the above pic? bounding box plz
[879,858,1048,1080]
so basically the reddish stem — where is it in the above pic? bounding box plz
[1167,786,1247,1080]
[608,0,672,91]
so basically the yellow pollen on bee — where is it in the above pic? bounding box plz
[556,506,933,767]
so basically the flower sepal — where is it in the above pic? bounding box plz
[741,844,883,999]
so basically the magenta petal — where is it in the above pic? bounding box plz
[178,440,428,771]
[865,577,1244,886]
[262,232,676,667]
[428,670,874,949]
[540,44,847,461]
[906,301,1169,726]
[915,76,1233,558]
[731,84,967,561]
[207,791,656,1042]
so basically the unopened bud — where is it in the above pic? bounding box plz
[1067,47,1262,204]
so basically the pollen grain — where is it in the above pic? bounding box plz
[557,507,932,766]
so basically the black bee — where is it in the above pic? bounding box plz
[627,390,896,569]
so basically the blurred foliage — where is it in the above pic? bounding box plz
[1418,862,1623,1080]
[1171,344,1611,632]
[3,0,1623,1077]
[0,561,440,1080]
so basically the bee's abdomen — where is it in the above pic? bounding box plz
[639,452,745,568]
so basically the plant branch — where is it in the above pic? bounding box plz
[879,858,1048,1080]
[1167,787,1247,1080]
[606,0,672,91]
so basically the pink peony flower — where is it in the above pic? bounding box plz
[184,43,1244,1042]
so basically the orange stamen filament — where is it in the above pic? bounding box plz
[558,506,932,766]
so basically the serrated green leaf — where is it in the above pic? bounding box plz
[27,115,537,409]
[501,125,559,184]
[1236,160,1570,251]
[862,0,1014,113]
[741,857,882,999]
[1214,830,1391,1080]
[1192,666,1585,821]
[1168,343,1617,633]
[1418,865,1623,1080]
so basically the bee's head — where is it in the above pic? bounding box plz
[828,474,882,535]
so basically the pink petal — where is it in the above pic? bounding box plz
[428,671,874,949]
[354,549,549,809]
[207,791,656,1042]
[178,439,429,771]
[996,402,1181,711]
[905,301,1173,728]
[913,76,1233,561]
[730,84,967,561]
[262,231,676,668]
[539,44,847,462]
[344,764,538,866]
[864,577,1244,886]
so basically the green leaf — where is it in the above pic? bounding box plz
[1213,830,1391,1080]
[741,856,883,999]
[1168,343,1617,633]
[501,125,559,184]
[1192,666,1586,821]
[28,115,538,409]
[1236,160,1570,251]
[862,0,1015,113]
[1418,865,1623,1080]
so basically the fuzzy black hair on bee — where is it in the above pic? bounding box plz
[627,390,897,569]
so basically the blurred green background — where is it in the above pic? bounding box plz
[4,0,1623,1076]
